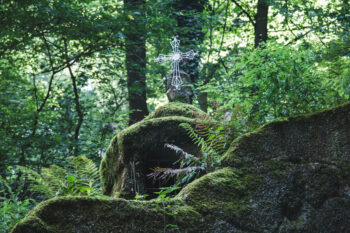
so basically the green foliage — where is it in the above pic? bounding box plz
[201,42,345,130]
[134,193,149,200]
[149,120,228,186]
[154,186,181,201]
[19,155,101,199]
[153,186,181,231]
[1,0,350,229]
[0,176,35,233]
[323,36,350,99]
[180,123,222,170]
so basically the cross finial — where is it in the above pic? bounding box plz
[155,36,197,90]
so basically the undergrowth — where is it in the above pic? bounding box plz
[148,113,234,187]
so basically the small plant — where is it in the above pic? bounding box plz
[134,193,149,200]
[154,185,181,202]
[153,185,181,232]
[18,155,102,199]
[0,176,35,233]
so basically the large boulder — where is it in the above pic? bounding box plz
[10,197,204,233]
[100,102,206,198]
[12,102,350,233]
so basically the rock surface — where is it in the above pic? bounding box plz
[100,102,206,198]
[12,102,350,233]
[166,70,193,104]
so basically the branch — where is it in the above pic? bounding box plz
[63,38,84,156]
[231,0,255,25]
[37,34,56,113]
[206,0,217,62]
[218,0,230,56]
[30,34,56,137]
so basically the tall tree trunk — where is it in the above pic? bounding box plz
[124,0,149,125]
[172,0,208,106]
[254,0,269,47]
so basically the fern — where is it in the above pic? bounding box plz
[193,114,231,154]
[0,175,34,233]
[17,165,56,198]
[180,123,221,165]
[148,110,235,189]
[18,155,101,199]
[67,156,100,194]
[148,122,227,186]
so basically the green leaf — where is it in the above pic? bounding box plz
[67,176,76,183]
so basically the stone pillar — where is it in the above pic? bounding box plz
[166,70,193,104]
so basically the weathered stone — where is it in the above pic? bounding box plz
[12,102,350,233]
[166,70,193,104]
[222,101,350,167]
[100,102,205,198]
[11,197,204,233]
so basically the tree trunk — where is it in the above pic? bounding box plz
[172,0,208,105]
[198,92,208,112]
[254,0,269,47]
[124,0,149,125]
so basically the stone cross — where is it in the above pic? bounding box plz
[155,36,197,90]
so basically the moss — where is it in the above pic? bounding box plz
[100,112,203,197]
[11,215,48,233]
[14,102,350,232]
[178,168,257,219]
[145,102,206,120]
[222,101,350,168]
[12,196,204,233]
[100,134,119,195]
[221,127,267,167]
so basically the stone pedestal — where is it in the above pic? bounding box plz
[166,70,193,104]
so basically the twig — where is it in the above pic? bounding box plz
[231,0,255,25]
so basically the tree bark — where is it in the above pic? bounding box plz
[254,0,269,47]
[172,0,208,105]
[124,0,149,125]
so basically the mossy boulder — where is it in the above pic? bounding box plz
[145,102,206,119]
[12,102,350,233]
[11,197,204,233]
[100,102,206,198]
[222,101,350,167]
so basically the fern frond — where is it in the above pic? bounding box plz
[180,123,220,159]
[197,122,228,154]
[164,144,199,163]
[18,155,101,198]
[17,166,55,198]
[0,176,14,199]
[67,155,100,190]
[147,166,201,184]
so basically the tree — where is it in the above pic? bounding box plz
[0,0,126,168]
[171,0,208,106]
[124,0,149,125]
[231,0,269,47]
[254,0,269,47]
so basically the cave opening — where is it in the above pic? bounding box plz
[143,146,181,199]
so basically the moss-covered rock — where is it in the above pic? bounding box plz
[100,102,205,198]
[11,196,204,233]
[12,102,350,233]
[145,102,206,120]
[222,101,350,167]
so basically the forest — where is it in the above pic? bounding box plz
[1,0,349,232]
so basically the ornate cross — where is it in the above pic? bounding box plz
[155,36,197,90]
